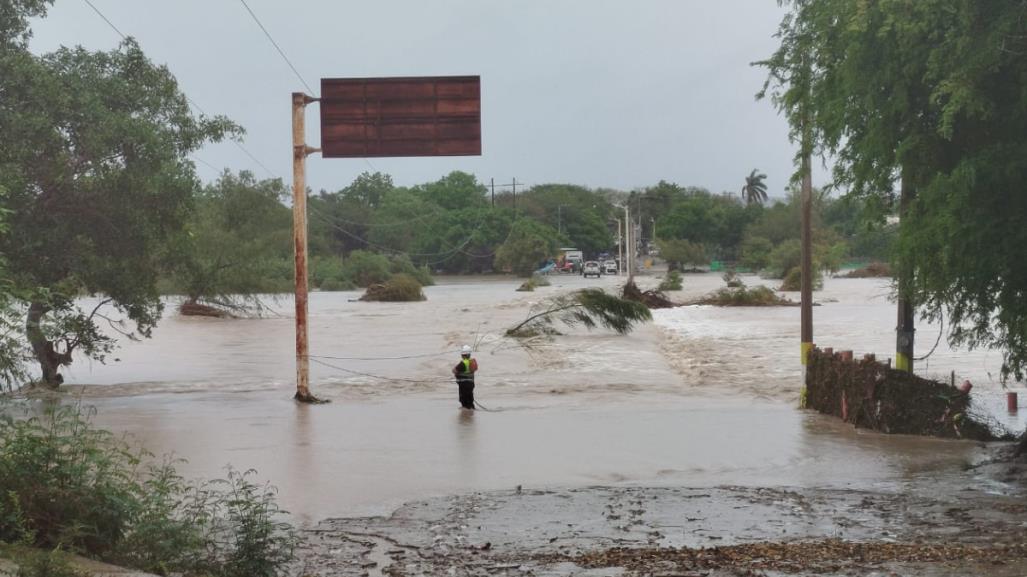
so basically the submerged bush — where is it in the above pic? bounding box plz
[360,273,425,302]
[0,405,297,577]
[696,286,795,306]
[658,270,683,291]
[779,267,824,291]
[516,274,551,292]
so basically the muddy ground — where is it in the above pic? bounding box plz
[295,479,1027,576]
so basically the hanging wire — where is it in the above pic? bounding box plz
[80,0,280,181]
[237,0,316,95]
[914,312,945,361]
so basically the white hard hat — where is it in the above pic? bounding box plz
[461,345,472,354]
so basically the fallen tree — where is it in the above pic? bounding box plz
[621,281,674,309]
[507,288,651,337]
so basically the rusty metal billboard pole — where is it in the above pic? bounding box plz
[292,92,322,403]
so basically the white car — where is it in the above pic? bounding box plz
[603,260,618,275]
[582,261,602,278]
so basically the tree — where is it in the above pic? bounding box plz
[741,169,769,205]
[0,28,236,387]
[506,288,652,337]
[519,184,613,255]
[494,219,560,276]
[760,1,1027,381]
[413,171,487,211]
[656,239,707,271]
[169,171,291,314]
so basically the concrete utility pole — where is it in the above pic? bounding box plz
[292,92,321,403]
[491,177,495,207]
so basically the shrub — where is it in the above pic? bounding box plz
[318,278,356,292]
[779,266,824,291]
[722,270,744,288]
[311,256,348,289]
[764,239,801,279]
[740,236,773,271]
[360,273,425,302]
[516,274,551,292]
[341,250,392,287]
[0,406,297,577]
[658,270,683,291]
[389,254,434,287]
[10,547,85,577]
[696,286,795,306]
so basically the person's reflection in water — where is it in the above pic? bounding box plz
[458,407,475,428]
[455,405,480,480]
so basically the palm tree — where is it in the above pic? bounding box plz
[741,169,769,205]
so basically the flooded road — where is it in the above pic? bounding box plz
[42,272,1025,523]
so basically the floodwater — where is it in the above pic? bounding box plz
[35,273,1027,522]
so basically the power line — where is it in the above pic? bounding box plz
[82,0,126,39]
[237,0,316,95]
[80,0,280,181]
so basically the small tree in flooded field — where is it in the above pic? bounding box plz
[0,3,237,388]
[169,171,292,315]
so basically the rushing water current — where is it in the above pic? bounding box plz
[26,273,1027,521]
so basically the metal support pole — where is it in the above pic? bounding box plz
[490,177,495,207]
[292,92,322,403]
[558,205,562,235]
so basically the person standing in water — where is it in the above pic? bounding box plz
[452,345,478,409]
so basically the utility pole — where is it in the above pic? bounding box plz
[895,171,915,372]
[292,92,322,403]
[616,217,623,276]
[624,204,632,280]
[490,177,495,207]
[799,111,813,373]
[557,205,562,235]
[512,177,517,212]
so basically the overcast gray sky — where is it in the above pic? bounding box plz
[30,1,805,197]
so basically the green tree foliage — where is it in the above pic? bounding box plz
[519,184,613,255]
[741,169,769,205]
[0,23,236,387]
[762,1,1027,379]
[495,219,560,276]
[656,189,752,259]
[169,171,291,313]
[506,288,652,337]
[656,239,707,271]
[740,236,773,271]
[412,171,487,210]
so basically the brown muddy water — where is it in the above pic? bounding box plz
[31,273,1027,523]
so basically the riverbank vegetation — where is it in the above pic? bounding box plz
[0,405,296,577]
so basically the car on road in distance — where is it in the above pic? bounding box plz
[582,261,601,278]
[603,260,618,275]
